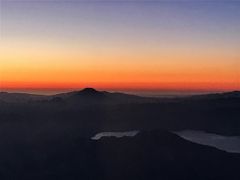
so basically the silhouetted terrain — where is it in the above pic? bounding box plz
[0,88,240,179]
[0,88,240,137]
[0,130,239,180]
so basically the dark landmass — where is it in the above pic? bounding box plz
[0,129,239,180]
[0,88,240,179]
[0,88,240,137]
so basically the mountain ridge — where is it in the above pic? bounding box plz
[1,88,240,104]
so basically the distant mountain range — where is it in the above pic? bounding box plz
[0,88,157,104]
[1,88,240,103]
[0,88,240,137]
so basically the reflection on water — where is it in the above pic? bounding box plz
[175,130,240,153]
[92,131,139,140]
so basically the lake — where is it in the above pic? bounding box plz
[92,130,240,153]
[175,130,240,153]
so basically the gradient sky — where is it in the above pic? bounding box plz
[0,0,240,94]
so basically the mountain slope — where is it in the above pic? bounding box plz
[0,130,239,180]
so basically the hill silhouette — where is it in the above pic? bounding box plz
[50,88,157,105]
[0,88,240,136]
[0,89,240,179]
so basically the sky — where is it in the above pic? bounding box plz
[0,0,240,95]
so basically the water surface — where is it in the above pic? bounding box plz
[175,130,240,153]
[91,131,139,140]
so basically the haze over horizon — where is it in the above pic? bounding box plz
[0,0,240,93]
[1,87,238,97]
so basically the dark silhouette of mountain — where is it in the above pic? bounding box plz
[62,88,106,98]
[0,89,240,179]
[0,88,240,137]
[1,89,239,104]
[50,88,157,105]
[77,87,104,96]
[0,129,239,180]
[62,88,107,104]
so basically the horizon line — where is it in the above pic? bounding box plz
[1,87,239,96]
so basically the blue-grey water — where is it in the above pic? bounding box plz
[175,130,240,153]
[91,131,139,140]
[92,130,240,153]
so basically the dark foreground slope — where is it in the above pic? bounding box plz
[0,130,239,180]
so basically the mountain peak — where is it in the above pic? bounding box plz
[81,88,98,93]
[75,88,104,98]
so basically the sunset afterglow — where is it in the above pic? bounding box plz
[1,0,239,94]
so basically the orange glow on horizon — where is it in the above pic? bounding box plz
[1,60,239,92]
[1,80,240,92]
[1,35,239,93]
[1,1,240,94]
